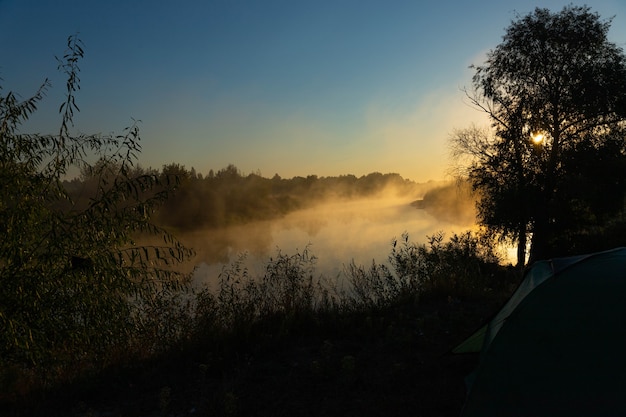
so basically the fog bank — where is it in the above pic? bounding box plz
[186,194,477,289]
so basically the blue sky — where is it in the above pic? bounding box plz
[2,0,625,182]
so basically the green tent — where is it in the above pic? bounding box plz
[456,247,626,417]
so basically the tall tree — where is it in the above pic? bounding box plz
[453,5,626,265]
[0,36,193,368]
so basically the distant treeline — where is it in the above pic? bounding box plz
[415,181,478,226]
[65,163,435,231]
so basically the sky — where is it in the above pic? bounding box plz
[1,0,626,182]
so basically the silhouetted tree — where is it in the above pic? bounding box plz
[216,163,241,181]
[0,36,193,368]
[161,162,193,188]
[453,5,626,265]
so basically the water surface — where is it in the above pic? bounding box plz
[186,196,476,289]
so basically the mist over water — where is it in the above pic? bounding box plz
[186,195,477,289]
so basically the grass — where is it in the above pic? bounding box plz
[0,232,517,417]
[6,294,508,417]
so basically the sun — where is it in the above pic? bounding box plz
[531,132,545,145]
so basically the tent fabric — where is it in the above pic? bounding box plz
[452,323,487,354]
[454,254,584,354]
[459,247,626,417]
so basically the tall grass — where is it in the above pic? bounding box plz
[1,230,505,405]
[190,231,503,341]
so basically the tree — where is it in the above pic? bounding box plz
[450,124,537,267]
[0,35,193,369]
[452,5,626,265]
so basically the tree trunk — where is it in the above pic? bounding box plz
[529,211,551,264]
[516,223,527,268]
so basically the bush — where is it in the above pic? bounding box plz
[190,230,503,347]
[0,36,193,377]
[345,231,502,308]
[207,247,338,335]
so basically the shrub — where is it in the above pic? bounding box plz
[0,36,193,376]
[209,247,336,333]
[345,231,502,308]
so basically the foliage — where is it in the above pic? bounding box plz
[453,5,626,264]
[149,165,426,231]
[189,230,501,342]
[2,213,510,411]
[0,35,193,373]
[345,231,501,309]
[185,231,503,361]
[202,247,338,336]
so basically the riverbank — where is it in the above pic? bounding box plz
[5,289,510,417]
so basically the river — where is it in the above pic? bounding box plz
[183,195,478,290]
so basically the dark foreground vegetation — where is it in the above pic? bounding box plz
[3,231,519,417]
